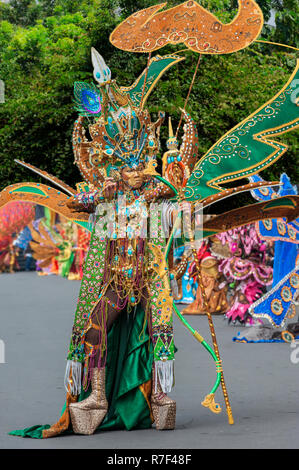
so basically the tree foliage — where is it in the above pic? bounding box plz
[0,0,298,207]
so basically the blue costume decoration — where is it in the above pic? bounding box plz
[248,174,299,328]
[13,226,32,251]
[173,246,197,304]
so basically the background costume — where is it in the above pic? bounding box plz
[211,225,273,324]
[234,174,299,342]
[182,241,229,315]
[0,202,35,273]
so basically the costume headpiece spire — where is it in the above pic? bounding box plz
[91,47,111,85]
[168,117,174,138]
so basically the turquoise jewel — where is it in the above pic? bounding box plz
[130,296,135,303]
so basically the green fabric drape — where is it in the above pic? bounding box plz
[9,305,153,439]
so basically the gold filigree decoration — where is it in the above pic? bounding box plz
[201,393,222,414]
[110,1,264,55]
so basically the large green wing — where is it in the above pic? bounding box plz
[184,60,299,202]
[120,54,184,107]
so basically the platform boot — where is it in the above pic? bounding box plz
[69,367,108,435]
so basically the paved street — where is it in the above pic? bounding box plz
[0,272,299,449]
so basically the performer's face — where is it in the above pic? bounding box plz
[121,164,145,189]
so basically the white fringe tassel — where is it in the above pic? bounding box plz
[64,360,82,395]
[155,360,174,393]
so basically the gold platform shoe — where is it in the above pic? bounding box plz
[69,367,108,435]
[151,369,176,430]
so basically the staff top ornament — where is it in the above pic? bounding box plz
[109,0,264,54]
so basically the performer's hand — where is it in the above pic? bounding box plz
[66,199,80,211]
[66,198,93,213]
[103,178,117,199]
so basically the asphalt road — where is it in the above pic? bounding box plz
[0,272,299,449]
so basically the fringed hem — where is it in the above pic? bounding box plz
[64,360,82,395]
[155,360,174,393]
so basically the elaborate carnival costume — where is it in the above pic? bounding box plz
[0,202,35,273]
[28,210,90,280]
[13,225,35,271]
[172,242,197,305]
[67,224,90,281]
[182,241,229,315]
[174,260,198,304]
[234,174,299,343]
[1,1,298,438]
[210,225,273,324]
